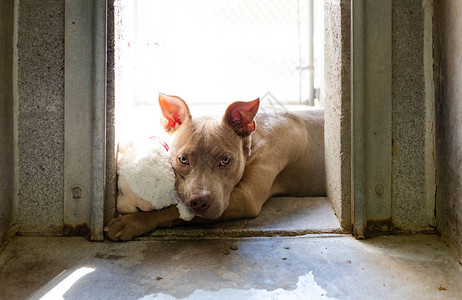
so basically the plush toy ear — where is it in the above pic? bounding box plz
[158,94,191,133]
[223,98,260,137]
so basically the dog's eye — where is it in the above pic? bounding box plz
[178,156,189,165]
[219,157,230,166]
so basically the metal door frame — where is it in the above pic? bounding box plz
[351,0,393,238]
[64,0,107,241]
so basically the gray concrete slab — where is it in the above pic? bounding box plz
[324,0,352,230]
[0,0,15,248]
[149,197,343,238]
[17,0,65,235]
[391,0,435,231]
[434,0,462,262]
[0,235,461,300]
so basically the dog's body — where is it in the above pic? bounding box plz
[105,95,325,241]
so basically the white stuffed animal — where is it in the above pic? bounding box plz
[117,137,194,221]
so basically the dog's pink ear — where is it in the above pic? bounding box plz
[158,94,191,133]
[224,98,260,137]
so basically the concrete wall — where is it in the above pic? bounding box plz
[391,0,436,231]
[106,0,117,225]
[14,0,118,235]
[434,0,462,259]
[326,0,436,233]
[324,0,351,230]
[105,0,122,225]
[16,0,65,234]
[0,0,15,247]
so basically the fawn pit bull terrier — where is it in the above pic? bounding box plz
[105,94,325,241]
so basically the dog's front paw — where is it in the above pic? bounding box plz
[104,214,155,241]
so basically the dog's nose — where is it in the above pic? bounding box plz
[187,193,212,213]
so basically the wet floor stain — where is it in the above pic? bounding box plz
[139,272,334,300]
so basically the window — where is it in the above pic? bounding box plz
[121,0,323,107]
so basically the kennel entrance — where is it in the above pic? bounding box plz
[112,0,339,236]
[63,0,367,240]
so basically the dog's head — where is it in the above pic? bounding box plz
[159,94,259,219]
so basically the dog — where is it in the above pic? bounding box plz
[105,94,325,241]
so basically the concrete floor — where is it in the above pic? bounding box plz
[0,235,461,300]
[149,197,343,238]
[1,198,461,299]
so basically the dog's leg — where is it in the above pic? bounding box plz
[104,185,270,241]
[105,163,281,241]
[220,163,279,220]
[104,205,180,241]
